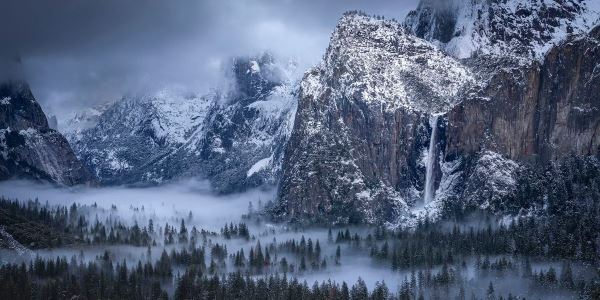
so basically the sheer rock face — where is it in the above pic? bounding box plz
[277,2,600,225]
[446,27,600,165]
[0,82,94,185]
[276,13,474,224]
[67,54,297,192]
[537,27,600,160]
[434,28,600,214]
[402,0,600,217]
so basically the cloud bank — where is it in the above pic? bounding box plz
[0,0,418,118]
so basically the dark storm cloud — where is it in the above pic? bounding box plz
[0,0,419,118]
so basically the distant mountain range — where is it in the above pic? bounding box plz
[63,53,298,193]
[2,0,599,226]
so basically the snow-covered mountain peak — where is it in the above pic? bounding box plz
[66,53,298,189]
[61,101,113,142]
[70,88,212,146]
[406,0,600,61]
[229,53,291,102]
[316,11,474,113]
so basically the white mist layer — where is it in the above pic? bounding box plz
[0,179,274,231]
[0,180,404,291]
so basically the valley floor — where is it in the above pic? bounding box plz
[0,180,599,300]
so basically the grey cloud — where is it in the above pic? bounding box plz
[0,0,419,118]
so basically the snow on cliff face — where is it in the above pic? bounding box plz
[322,13,474,114]
[189,54,298,192]
[406,0,600,61]
[278,7,600,226]
[277,13,477,225]
[67,88,214,182]
[133,89,213,146]
[67,54,298,190]
[62,102,114,143]
[385,0,600,227]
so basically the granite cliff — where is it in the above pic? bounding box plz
[0,81,94,185]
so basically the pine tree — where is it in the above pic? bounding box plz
[300,256,306,271]
[341,282,350,300]
[350,278,368,300]
[487,281,495,300]
[560,261,574,289]
[179,219,188,243]
[148,219,154,234]
[372,281,389,300]
[315,240,321,258]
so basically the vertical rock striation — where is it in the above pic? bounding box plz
[277,1,600,225]
[276,12,474,224]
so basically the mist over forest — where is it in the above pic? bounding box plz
[1,179,599,299]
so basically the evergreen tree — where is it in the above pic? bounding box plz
[350,278,368,300]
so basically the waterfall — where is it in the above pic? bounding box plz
[424,115,439,204]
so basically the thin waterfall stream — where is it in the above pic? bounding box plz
[424,115,439,204]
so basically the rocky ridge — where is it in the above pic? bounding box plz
[66,54,298,192]
[276,1,600,226]
[405,0,600,61]
[0,81,94,185]
[276,13,474,224]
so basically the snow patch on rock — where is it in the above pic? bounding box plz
[406,0,600,62]
[324,13,475,113]
[247,155,273,177]
[0,226,32,257]
[472,151,519,199]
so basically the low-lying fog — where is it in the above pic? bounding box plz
[0,180,594,299]
[0,179,269,230]
[0,180,410,291]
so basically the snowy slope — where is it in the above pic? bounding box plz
[406,0,600,62]
[0,226,32,257]
[66,54,298,191]
[323,12,474,114]
[61,101,113,143]
[66,88,214,184]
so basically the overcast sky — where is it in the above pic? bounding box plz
[0,0,419,119]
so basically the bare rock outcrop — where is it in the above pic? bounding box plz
[0,81,94,185]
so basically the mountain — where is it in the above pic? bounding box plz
[275,12,474,225]
[66,54,298,192]
[62,101,113,143]
[405,0,600,61]
[275,1,600,226]
[66,88,214,185]
[0,81,94,185]
[436,22,600,216]
[58,1,600,226]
